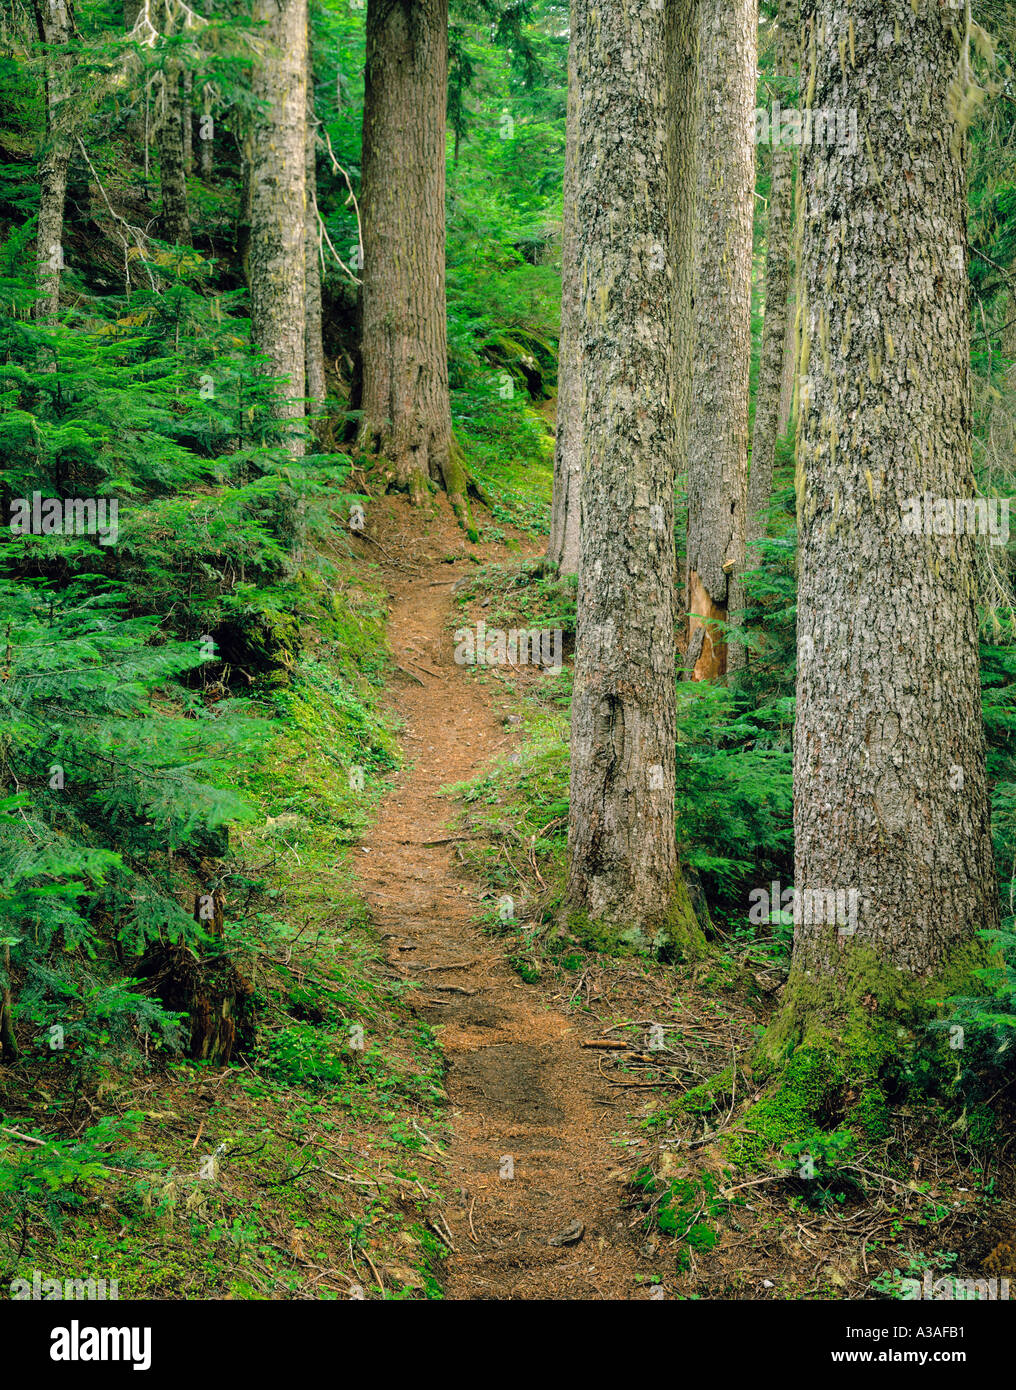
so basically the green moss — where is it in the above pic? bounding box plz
[566,872,709,960]
[729,940,991,1172]
[758,940,989,1072]
[849,1085,892,1142]
[726,1046,843,1169]
[655,1174,725,1269]
[676,1065,735,1118]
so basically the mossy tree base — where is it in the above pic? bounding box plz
[357,429,481,539]
[725,940,992,1172]
[565,870,709,961]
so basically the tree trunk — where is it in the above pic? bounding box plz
[547,13,580,578]
[0,943,16,1060]
[773,0,998,1055]
[747,0,798,562]
[183,68,193,174]
[249,0,307,439]
[776,284,797,435]
[357,0,469,527]
[565,0,705,957]
[198,83,214,179]
[685,0,757,680]
[157,59,191,246]
[33,0,73,324]
[305,53,327,411]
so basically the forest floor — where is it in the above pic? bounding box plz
[354,498,667,1298]
[5,493,1013,1303]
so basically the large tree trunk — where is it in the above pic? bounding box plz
[776,283,797,435]
[0,943,16,1060]
[357,0,469,526]
[747,0,798,562]
[565,0,705,957]
[546,15,580,578]
[685,0,757,680]
[305,53,326,411]
[198,83,214,179]
[157,59,191,246]
[249,0,307,439]
[182,68,193,174]
[774,0,998,1054]
[33,0,73,324]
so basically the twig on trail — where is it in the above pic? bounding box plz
[582,1039,628,1050]
[467,1197,480,1244]
[0,1126,53,1147]
[361,1244,384,1294]
[395,664,425,685]
[260,1157,322,1187]
[428,984,477,995]
[567,970,588,1005]
[407,958,482,972]
[405,657,443,680]
[402,835,482,845]
[191,1119,204,1151]
[430,1214,456,1252]
[719,1173,787,1198]
[528,835,547,888]
[596,1056,687,1088]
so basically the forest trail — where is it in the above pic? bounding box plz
[353,501,652,1300]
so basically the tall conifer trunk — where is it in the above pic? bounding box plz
[747,0,798,560]
[357,0,470,526]
[33,0,73,323]
[305,44,326,411]
[772,0,998,1052]
[565,0,705,956]
[547,13,580,578]
[157,59,191,245]
[249,0,307,439]
[685,0,757,680]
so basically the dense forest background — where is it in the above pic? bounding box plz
[1,0,1016,1308]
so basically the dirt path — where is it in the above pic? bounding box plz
[353,503,654,1300]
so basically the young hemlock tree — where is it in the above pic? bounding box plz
[249,0,307,454]
[771,0,999,1056]
[685,0,757,680]
[747,0,798,561]
[546,11,580,578]
[356,0,471,528]
[565,0,705,956]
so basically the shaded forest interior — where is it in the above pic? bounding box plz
[1,0,1016,1312]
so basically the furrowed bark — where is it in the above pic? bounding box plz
[157,58,191,246]
[547,10,580,578]
[774,0,998,1051]
[747,0,799,563]
[565,0,705,957]
[357,0,467,527]
[249,0,307,434]
[33,0,73,324]
[685,0,757,680]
